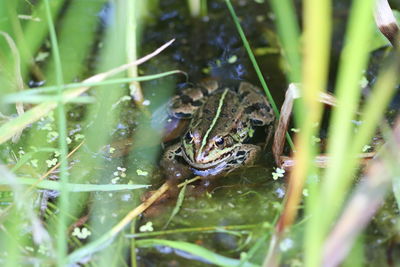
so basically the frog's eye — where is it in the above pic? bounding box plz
[215,137,225,146]
[184,131,193,143]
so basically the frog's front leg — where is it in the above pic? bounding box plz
[226,144,261,173]
[160,143,192,181]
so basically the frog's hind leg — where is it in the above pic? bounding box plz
[169,79,220,119]
[169,87,206,119]
[238,82,275,127]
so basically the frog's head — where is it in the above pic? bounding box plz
[182,129,238,168]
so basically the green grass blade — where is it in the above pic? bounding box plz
[0,40,175,145]
[136,239,258,267]
[269,0,301,83]
[3,70,186,100]
[127,223,264,238]
[4,95,95,104]
[0,177,149,192]
[19,0,66,79]
[306,0,375,265]
[44,0,69,263]
[224,0,294,150]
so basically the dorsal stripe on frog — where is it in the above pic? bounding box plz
[198,88,229,156]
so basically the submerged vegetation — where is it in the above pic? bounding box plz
[0,0,400,266]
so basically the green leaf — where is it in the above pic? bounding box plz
[164,181,187,229]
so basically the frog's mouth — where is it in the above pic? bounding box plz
[191,161,228,176]
[182,150,233,170]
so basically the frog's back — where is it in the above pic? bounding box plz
[191,89,242,140]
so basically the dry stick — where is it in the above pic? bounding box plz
[374,0,400,46]
[91,176,201,236]
[0,32,25,142]
[67,176,201,263]
[0,39,175,144]
[110,182,170,235]
[280,152,376,170]
[125,0,144,106]
[272,83,338,167]
[33,141,85,189]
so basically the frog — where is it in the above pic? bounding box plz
[161,79,275,178]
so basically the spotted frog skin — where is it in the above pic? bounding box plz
[162,79,275,177]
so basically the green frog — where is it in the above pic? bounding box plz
[161,79,275,178]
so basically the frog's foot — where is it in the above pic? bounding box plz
[161,143,193,181]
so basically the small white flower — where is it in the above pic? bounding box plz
[228,55,238,64]
[302,188,309,197]
[279,238,294,251]
[121,96,131,102]
[312,136,321,144]
[74,134,85,141]
[113,167,127,181]
[240,252,248,259]
[117,167,126,172]
[351,120,363,126]
[362,145,371,152]
[111,177,120,184]
[272,168,285,180]
[25,246,34,252]
[38,244,48,255]
[139,222,154,232]
[18,148,25,156]
[72,227,91,239]
[359,76,369,88]
[41,123,53,131]
[46,158,57,167]
[46,131,59,143]
[136,169,148,176]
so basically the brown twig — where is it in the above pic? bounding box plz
[0,39,175,144]
[374,0,400,46]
